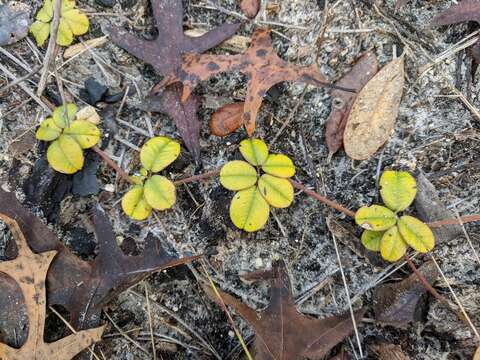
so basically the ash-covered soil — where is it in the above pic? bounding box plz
[0,0,479,359]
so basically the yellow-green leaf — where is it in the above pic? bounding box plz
[361,230,383,252]
[230,186,269,232]
[121,185,152,221]
[397,215,435,253]
[47,134,83,174]
[261,154,295,178]
[220,160,257,191]
[63,120,100,149]
[257,174,293,208]
[355,205,396,231]
[62,7,89,36]
[140,136,180,172]
[144,175,176,210]
[53,103,77,128]
[30,21,51,47]
[380,226,407,262]
[239,138,268,166]
[36,0,53,22]
[36,117,62,141]
[57,18,73,46]
[380,170,417,212]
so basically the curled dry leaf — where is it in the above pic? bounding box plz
[240,0,261,19]
[343,55,405,160]
[0,214,105,359]
[204,260,365,360]
[474,347,480,360]
[374,261,439,328]
[160,28,339,136]
[0,188,198,345]
[210,102,245,136]
[325,51,379,155]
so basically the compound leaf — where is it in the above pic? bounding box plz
[397,216,435,253]
[144,175,176,210]
[63,120,101,149]
[380,226,407,262]
[261,154,295,178]
[36,117,62,141]
[47,134,83,174]
[30,21,50,46]
[122,185,152,220]
[230,186,269,232]
[380,170,417,212]
[140,136,180,172]
[62,7,89,35]
[52,103,77,128]
[361,230,383,252]
[355,205,396,231]
[220,160,258,191]
[240,138,268,166]
[257,174,293,208]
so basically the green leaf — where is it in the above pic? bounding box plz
[361,230,383,252]
[140,136,180,172]
[220,160,257,191]
[63,120,101,149]
[257,174,293,208]
[239,138,269,166]
[261,154,295,178]
[47,134,83,174]
[397,215,435,253]
[143,175,176,210]
[380,170,417,212]
[121,185,152,221]
[355,205,396,231]
[36,117,62,141]
[36,0,53,22]
[57,18,73,46]
[380,226,407,262]
[30,21,51,46]
[53,103,77,128]
[62,7,89,36]
[230,186,270,232]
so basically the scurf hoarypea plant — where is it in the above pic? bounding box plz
[356,170,435,262]
[30,0,89,47]
[220,139,296,232]
[36,103,101,174]
[122,137,180,221]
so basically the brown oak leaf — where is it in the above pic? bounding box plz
[374,261,439,328]
[205,260,364,360]
[0,214,105,359]
[325,51,378,156]
[0,188,198,345]
[160,28,348,136]
[209,102,245,136]
[140,84,202,163]
[109,0,240,161]
[240,0,261,19]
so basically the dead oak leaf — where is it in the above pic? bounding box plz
[0,214,105,360]
[325,51,379,156]
[160,28,343,136]
[0,188,198,345]
[140,84,202,163]
[205,260,365,360]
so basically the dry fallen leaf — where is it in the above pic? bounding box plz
[325,51,379,156]
[63,36,108,59]
[160,28,342,136]
[474,346,480,360]
[0,214,105,359]
[374,261,438,328]
[343,55,405,160]
[0,188,198,344]
[240,0,260,19]
[210,102,245,136]
[205,260,364,360]
[372,343,411,360]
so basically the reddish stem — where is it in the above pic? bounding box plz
[289,179,356,218]
[427,215,480,228]
[92,146,134,185]
[173,169,221,186]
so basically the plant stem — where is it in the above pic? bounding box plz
[92,146,134,185]
[289,179,356,218]
[173,169,221,186]
[427,215,480,228]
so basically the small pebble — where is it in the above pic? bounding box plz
[104,184,115,192]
